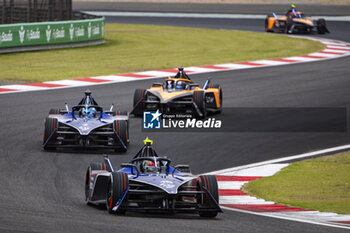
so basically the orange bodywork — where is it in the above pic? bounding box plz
[267,17,276,30]
[266,12,314,31]
[292,18,314,26]
[148,77,221,108]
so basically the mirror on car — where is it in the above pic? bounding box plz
[173,164,191,175]
[189,83,199,90]
[121,163,139,174]
[152,83,162,87]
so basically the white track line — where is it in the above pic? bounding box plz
[206,143,350,175]
[1,37,349,95]
[135,71,176,77]
[218,181,248,189]
[91,75,138,81]
[220,196,274,205]
[45,80,97,86]
[207,144,350,230]
[221,206,350,230]
[185,67,218,72]
[83,11,350,22]
[0,84,47,91]
[218,164,289,176]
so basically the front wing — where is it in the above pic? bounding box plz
[87,173,222,214]
[44,120,126,150]
[131,90,220,116]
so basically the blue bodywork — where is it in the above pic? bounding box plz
[56,112,115,135]
[43,90,129,151]
[86,143,222,216]
[119,166,193,194]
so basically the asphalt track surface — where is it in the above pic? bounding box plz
[74,2,350,15]
[1,3,350,233]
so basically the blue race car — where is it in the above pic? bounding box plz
[43,90,129,152]
[85,138,222,217]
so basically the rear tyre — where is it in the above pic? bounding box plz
[106,172,129,214]
[133,89,146,116]
[193,90,206,118]
[285,15,293,34]
[197,175,219,218]
[208,84,223,113]
[49,108,60,114]
[114,110,128,116]
[114,120,128,152]
[317,18,327,34]
[43,117,57,150]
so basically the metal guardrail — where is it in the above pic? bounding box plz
[0,0,73,24]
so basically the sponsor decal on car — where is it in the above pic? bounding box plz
[160,180,175,189]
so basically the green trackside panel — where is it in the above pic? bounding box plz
[0,17,105,48]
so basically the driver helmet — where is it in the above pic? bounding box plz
[143,160,155,167]
[142,160,160,172]
[82,107,96,118]
[175,81,186,90]
[291,4,296,16]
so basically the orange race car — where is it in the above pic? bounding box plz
[265,6,329,34]
[131,67,222,118]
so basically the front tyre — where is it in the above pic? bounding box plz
[114,120,128,152]
[85,162,111,202]
[197,175,219,218]
[43,117,57,150]
[113,110,128,116]
[193,90,206,118]
[133,89,146,116]
[106,172,129,214]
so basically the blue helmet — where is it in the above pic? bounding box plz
[82,107,96,118]
[175,81,186,90]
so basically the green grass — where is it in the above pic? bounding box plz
[243,152,350,214]
[0,23,324,83]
